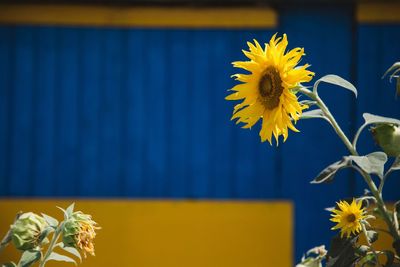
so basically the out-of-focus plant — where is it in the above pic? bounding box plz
[226,34,400,266]
[296,245,327,267]
[382,62,400,97]
[0,203,100,267]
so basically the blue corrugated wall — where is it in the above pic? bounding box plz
[0,27,280,198]
[0,6,400,261]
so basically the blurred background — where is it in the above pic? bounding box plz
[0,0,399,266]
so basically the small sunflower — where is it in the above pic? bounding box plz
[63,211,100,257]
[330,199,366,238]
[225,33,314,144]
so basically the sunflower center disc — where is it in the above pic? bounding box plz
[258,66,284,110]
[347,214,356,223]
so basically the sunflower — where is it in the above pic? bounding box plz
[330,199,366,238]
[63,211,100,257]
[225,34,314,144]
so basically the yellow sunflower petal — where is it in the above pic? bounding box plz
[330,199,367,239]
[225,34,313,145]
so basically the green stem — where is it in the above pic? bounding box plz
[361,223,381,267]
[352,123,367,151]
[39,225,62,267]
[301,88,400,252]
[360,170,400,255]
[379,169,394,194]
[314,93,357,155]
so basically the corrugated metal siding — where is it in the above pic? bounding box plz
[0,26,280,198]
[0,6,400,261]
[356,24,400,199]
[280,6,356,259]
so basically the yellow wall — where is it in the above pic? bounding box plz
[0,5,276,28]
[0,200,292,267]
[357,3,400,23]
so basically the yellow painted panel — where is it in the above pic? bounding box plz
[357,3,400,23]
[0,5,277,29]
[0,200,292,267]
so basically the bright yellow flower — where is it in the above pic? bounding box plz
[330,199,366,238]
[225,34,314,144]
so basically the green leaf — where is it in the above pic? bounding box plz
[46,252,77,265]
[18,250,41,267]
[356,196,376,208]
[311,157,352,184]
[359,253,377,267]
[2,262,17,267]
[348,152,387,178]
[65,203,75,217]
[314,74,357,97]
[41,213,59,228]
[57,206,68,220]
[382,62,400,80]
[393,239,400,258]
[395,201,400,215]
[366,230,378,244]
[356,245,369,256]
[296,258,323,267]
[326,234,359,267]
[363,113,400,126]
[383,250,395,267]
[394,201,400,232]
[58,243,82,262]
[58,203,75,220]
[301,109,329,121]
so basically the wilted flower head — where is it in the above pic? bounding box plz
[62,211,100,257]
[371,124,400,157]
[11,212,47,250]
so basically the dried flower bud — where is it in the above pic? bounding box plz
[371,124,400,157]
[11,212,47,250]
[62,211,100,257]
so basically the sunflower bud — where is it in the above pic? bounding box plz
[62,211,99,257]
[371,124,400,157]
[10,212,47,250]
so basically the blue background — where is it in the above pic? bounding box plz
[0,5,400,261]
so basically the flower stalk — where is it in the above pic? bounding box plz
[39,223,63,267]
[361,223,381,267]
